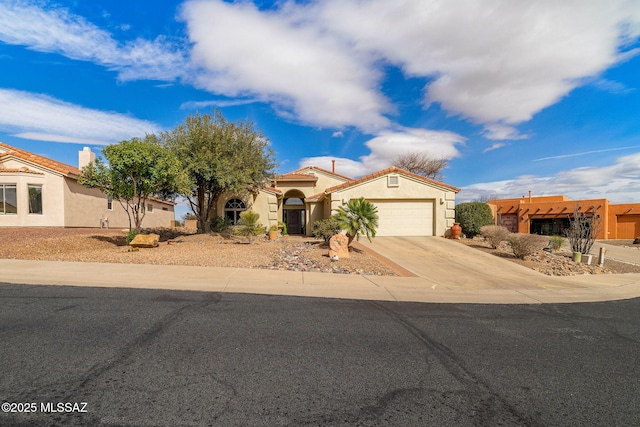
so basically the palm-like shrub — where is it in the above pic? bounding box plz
[235,210,264,243]
[334,197,379,246]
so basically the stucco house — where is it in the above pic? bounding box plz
[0,142,175,228]
[489,194,640,240]
[214,165,459,237]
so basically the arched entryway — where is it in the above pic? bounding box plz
[283,190,306,235]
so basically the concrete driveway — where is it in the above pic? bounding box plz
[358,236,552,289]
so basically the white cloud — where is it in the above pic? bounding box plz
[0,88,161,145]
[316,0,640,129]
[332,131,344,138]
[0,1,186,81]
[300,127,465,177]
[180,98,260,110]
[180,0,391,132]
[482,124,529,141]
[298,156,367,178]
[458,152,640,204]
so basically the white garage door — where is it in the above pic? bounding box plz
[371,199,434,236]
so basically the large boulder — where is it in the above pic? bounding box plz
[129,233,160,248]
[329,234,350,259]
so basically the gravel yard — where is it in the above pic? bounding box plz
[2,228,639,277]
[456,237,640,275]
[0,228,398,276]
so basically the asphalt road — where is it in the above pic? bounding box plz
[1,283,639,427]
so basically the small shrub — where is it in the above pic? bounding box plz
[480,225,510,249]
[312,217,343,243]
[549,235,564,252]
[235,210,264,243]
[210,216,233,233]
[507,234,548,259]
[125,229,138,245]
[455,202,494,237]
[278,221,288,236]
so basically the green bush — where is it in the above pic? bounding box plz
[549,235,564,252]
[507,234,548,260]
[125,229,138,245]
[312,217,343,243]
[210,216,233,233]
[278,221,288,236]
[480,225,510,249]
[455,202,494,237]
[235,210,264,243]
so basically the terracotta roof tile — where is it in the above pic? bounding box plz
[0,166,44,175]
[273,172,318,181]
[262,186,283,195]
[324,167,461,193]
[305,191,325,201]
[0,142,81,177]
[294,166,352,181]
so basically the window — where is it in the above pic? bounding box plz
[387,175,399,187]
[107,196,113,210]
[284,197,304,206]
[224,198,246,224]
[28,185,42,214]
[0,184,17,215]
[147,204,153,213]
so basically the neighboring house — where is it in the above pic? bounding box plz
[214,165,460,237]
[488,194,640,239]
[0,142,175,228]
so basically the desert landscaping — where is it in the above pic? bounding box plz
[2,227,640,277]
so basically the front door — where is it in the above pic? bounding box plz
[287,209,302,234]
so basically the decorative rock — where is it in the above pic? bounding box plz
[329,234,350,259]
[331,255,339,261]
[129,233,160,248]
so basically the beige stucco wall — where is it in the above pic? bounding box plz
[295,168,350,193]
[212,192,273,229]
[327,174,456,237]
[0,169,66,227]
[63,178,175,229]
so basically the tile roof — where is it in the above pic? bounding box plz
[0,142,81,177]
[261,186,283,195]
[323,167,461,194]
[0,166,44,175]
[273,172,318,181]
[294,166,352,181]
[305,191,326,202]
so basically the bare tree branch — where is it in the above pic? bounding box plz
[392,152,448,180]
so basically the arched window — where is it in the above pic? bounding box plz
[224,198,246,224]
[284,197,304,206]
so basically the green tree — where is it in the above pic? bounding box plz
[78,135,187,231]
[162,110,277,232]
[455,202,494,237]
[235,210,264,244]
[334,197,379,246]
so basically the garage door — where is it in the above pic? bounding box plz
[617,215,640,239]
[370,199,434,236]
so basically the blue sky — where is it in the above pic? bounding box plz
[1,0,640,219]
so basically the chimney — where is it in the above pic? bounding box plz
[78,147,96,169]
[332,159,335,173]
[528,190,532,203]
